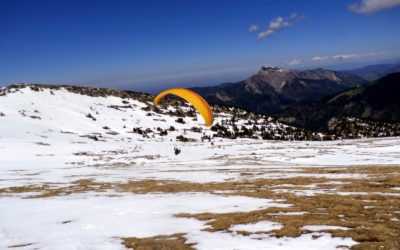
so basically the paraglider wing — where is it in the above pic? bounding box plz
[154,88,213,127]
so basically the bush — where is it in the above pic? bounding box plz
[174,147,181,155]
[175,118,185,124]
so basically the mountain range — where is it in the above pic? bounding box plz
[194,66,367,114]
[193,64,400,132]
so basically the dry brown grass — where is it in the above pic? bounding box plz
[175,169,400,250]
[121,234,195,250]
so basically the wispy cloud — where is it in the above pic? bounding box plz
[251,13,303,41]
[312,52,384,62]
[311,56,330,62]
[248,24,259,33]
[349,0,400,14]
[332,54,360,60]
[288,58,303,66]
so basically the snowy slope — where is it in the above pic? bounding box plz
[0,85,297,184]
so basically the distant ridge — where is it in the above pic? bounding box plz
[346,62,400,81]
[278,72,400,131]
[194,66,367,114]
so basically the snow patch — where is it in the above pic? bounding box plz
[0,193,286,250]
[302,225,350,231]
[230,221,283,233]
[187,231,356,250]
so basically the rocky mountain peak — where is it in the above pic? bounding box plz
[259,66,291,73]
[247,66,298,93]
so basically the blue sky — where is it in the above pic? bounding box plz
[1,0,400,92]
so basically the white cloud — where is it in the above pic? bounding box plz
[258,30,274,39]
[332,54,359,60]
[288,59,302,65]
[269,17,289,29]
[248,24,259,32]
[349,0,400,14]
[255,13,303,40]
[312,56,329,61]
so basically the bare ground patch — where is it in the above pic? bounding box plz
[121,234,195,250]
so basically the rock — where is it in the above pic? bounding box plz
[175,118,185,124]
[190,127,202,133]
[176,135,195,142]
[80,134,104,141]
[35,142,50,146]
[106,131,119,136]
[86,113,96,121]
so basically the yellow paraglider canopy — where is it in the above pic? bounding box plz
[154,88,213,127]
